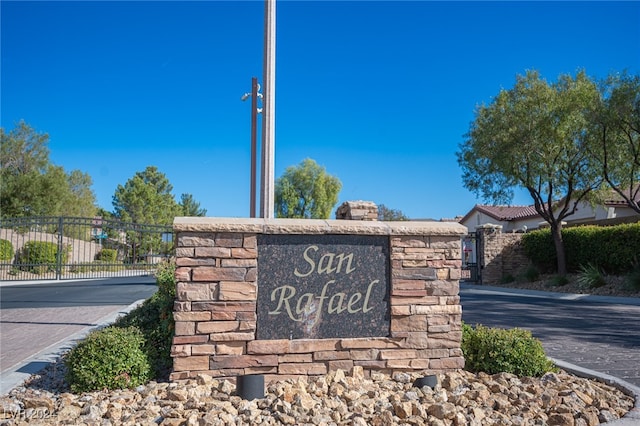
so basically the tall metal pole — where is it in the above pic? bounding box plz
[260,0,276,218]
[250,77,258,218]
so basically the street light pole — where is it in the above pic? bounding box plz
[260,0,276,218]
[242,77,262,218]
[250,77,258,218]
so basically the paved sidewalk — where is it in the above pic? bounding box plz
[0,300,145,394]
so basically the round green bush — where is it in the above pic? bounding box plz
[20,241,69,273]
[462,323,555,377]
[0,239,14,261]
[65,326,151,392]
[96,248,118,263]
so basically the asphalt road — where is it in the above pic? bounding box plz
[460,283,640,387]
[0,276,158,393]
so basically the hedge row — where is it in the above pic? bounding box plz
[0,239,14,261]
[522,222,640,274]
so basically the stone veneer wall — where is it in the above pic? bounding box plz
[335,201,378,221]
[476,226,530,284]
[171,217,467,382]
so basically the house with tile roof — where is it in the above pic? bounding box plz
[458,205,541,233]
[459,188,640,233]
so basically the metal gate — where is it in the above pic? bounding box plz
[0,216,174,281]
[461,231,481,284]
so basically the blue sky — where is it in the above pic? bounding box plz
[2,1,639,220]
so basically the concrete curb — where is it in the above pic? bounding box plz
[0,274,155,288]
[550,358,640,424]
[0,299,147,395]
[460,282,640,306]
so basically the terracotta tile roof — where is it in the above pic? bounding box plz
[459,205,540,224]
[603,185,640,206]
[475,205,540,220]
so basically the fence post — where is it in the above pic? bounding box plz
[56,216,64,280]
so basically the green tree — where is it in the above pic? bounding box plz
[179,193,207,217]
[112,166,181,225]
[0,121,96,218]
[592,71,640,213]
[457,70,602,275]
[378,204,409,221]
[275,158,342,219]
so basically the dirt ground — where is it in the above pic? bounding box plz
[483,272,640,298]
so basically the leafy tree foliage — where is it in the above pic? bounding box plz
[179,193,207,217]
[378,204,409,221]
[275,158,342,219]
[592,72,640,213]
[112,166,182,225]
[457,70,603,275]
[1,121,96,218]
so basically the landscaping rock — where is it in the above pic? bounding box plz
[0,365,634,425]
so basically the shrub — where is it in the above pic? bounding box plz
[96,248,118,263]
[20,241,69,273]
[576,263,607,290]
[461,323,555,377]
[500,274,515,284]
[522,229,556,273]
[65,326,151,392]
[519,265,540,283]
[0,239,14,261]
[155,258,177,299]
[549,275,570,287]
[114,259,176,379]
[625,261,640,292]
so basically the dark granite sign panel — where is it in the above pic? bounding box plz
[256,234,390,340]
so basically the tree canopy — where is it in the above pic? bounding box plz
[457,70,603,275]
[592,71,640,213]
[1,121,97,218]
[179,193,207,217]
[275,158,342,219]
[112,166,182,225]
[112,166,207,225]
[378,204,409,221]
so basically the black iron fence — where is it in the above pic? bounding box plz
[0,216,174,281]
[461,231,481,284]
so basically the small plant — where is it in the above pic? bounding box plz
[461,322,555,377]
[500,274,515,284]
[0,239,14,262]
[114,258,176,379]
[549,275,569,287]
[65,326,151,392]
[576,263,607,290]
[155,258,177,298]
[625,261,640,292]
[96,248,118,263]
[68,262,91,273]
[518,266,540,283]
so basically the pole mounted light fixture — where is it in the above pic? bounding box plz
[241,77,263,218]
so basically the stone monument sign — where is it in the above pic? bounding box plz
[256,234,390,340]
